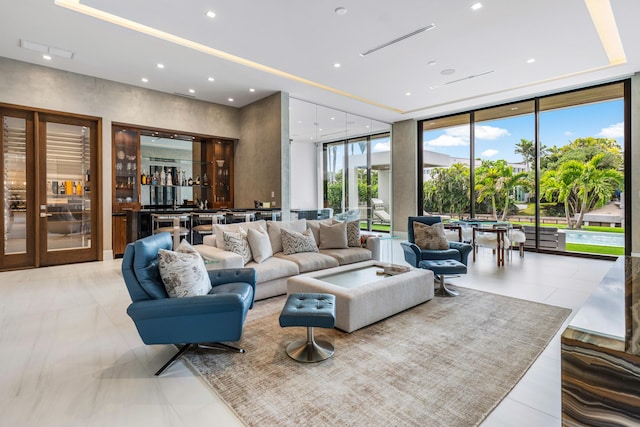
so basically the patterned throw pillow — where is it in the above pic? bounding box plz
[413,222,449,250]
[158,248,212,298]
[223,229,253,265]
[346,220,361,247]
[281,228,319,255]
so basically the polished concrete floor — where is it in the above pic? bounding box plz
[0,243,614,426]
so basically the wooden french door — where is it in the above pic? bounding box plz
[0,106,100,270]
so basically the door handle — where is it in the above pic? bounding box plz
[40,213,53,217]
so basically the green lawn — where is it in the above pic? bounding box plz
[565,243,624,256]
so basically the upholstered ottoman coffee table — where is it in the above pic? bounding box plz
[287,260,434,333]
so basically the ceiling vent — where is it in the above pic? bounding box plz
[360,24,435,56]
[20,39,74,59]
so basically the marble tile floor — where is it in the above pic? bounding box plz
[0,245,614,427]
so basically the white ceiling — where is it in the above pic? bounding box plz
[1,0,639,142]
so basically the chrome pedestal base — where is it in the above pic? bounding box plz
[285,327,334,363]
[434,275,459,297]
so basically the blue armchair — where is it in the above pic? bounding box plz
[121,233,256,375]
[401,216,473,296]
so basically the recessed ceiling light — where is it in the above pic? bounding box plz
[441,68,455,75]
[207,76,215,82]
[156,63,165,69]
[141,77,149,83]
[527,58,536,63]
[228,98,234,102]
[335,7,347,15]
[405,92,411,96]
[471,2,483,11]
[427,60,437,66]
[188,89,195,94]
[330,117,335,120]
[42,54,52,60]
[249,88,255,92]
[333,63,341,68]
[205,10,216,18]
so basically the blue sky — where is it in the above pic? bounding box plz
[421,99,624,163]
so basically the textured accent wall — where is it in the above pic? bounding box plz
[391,120,418,233]
[237,92,289,211]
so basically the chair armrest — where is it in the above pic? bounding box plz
[449,241,473,265]
[365,236,381,261]
[127,293,248,321]
[400,242,421,267]
[208,267,256,308]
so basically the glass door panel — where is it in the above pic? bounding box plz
[1,113,35,269]
[40,118,96,265]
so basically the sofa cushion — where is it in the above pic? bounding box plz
[213,219,267,249]
[320,247,372,265]
[158,247,212,298]
[267,219,307,254]
[307,218,335,245]
[223,229,253,265]
[281,228,319,255]
[246,226,273,263]
[319,221,348,249]
[245,256,299,283]
[275,251,339,273]
[414,222,449,250]
[346,220,361,247]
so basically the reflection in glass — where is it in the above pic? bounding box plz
[46,122,91,251]
[3,117,27,254]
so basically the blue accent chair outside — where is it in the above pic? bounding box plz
[121,232,256,375]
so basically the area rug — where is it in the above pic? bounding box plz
[185,288,571,427]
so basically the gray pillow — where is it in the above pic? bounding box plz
[267,219,307,253]
[319,221,348,249]
[413,222,449,250]
[281,228,319,255]
[158,248,212,298]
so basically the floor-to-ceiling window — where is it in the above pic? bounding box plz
[418,81,627,257]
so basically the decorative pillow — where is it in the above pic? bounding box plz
[213,220,267,249]
[306,218,335,245]
[281,228,319,255]
[319,221,348,249]
[176,239,199,254]
[346,220,361,247]
[247,226,273,264]
[223,229,253,265]
[158,248,212,298]
[267,219,307,254]
[413,222,449,250]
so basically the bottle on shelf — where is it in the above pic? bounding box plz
[195,175,201,185]
[166,168,173,186]
[65,180,74,195]
[188,176,193,186]
[60,181,66,195]
[76,181,82,195]
[160,169,166,186]
[203,172,209,186]
[141,172,146,185]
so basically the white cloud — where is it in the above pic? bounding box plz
[425,134,468,147]
[481,149,499,157]
[598,122,624,139]
[474,125,510,140]
[373,141,390,152]
[564,131,574,137]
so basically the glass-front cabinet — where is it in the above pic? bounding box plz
[112,126,234,212]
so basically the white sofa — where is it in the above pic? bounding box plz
[194,218,381,301]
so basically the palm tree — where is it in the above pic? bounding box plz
[541,153,623,229]
[514,138,549,171]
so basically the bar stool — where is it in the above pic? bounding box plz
[151,213,190,248]
[190,212,225,244]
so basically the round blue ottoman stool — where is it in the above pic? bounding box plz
[279,293,336,363]
[418,259,467,297]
